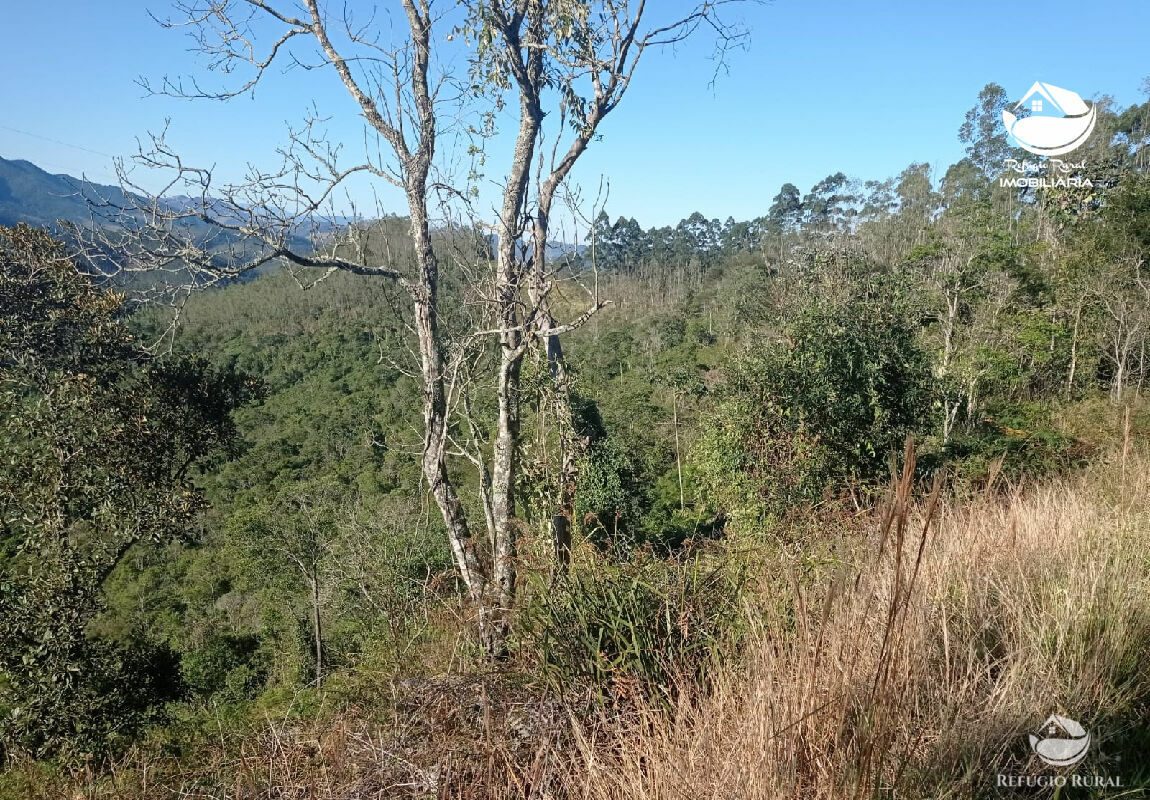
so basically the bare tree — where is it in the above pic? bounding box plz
[80,0,748,656]
[1095,255,1148,404]
[466,1,748,595]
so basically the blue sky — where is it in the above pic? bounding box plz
[2,1,1148,229]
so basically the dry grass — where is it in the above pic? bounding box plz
[574,444,1150,799]
[9,674,579,799]
[9,443,1150,799]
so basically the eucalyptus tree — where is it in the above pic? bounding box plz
[801,172,853,235]
[450,3,748,643]
[766,181,802,234]
[764,181,802,260]
[86,0,748,655]
[959,83,1018,177]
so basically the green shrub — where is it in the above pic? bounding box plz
[0,631,181,764]
[0,225,256,764]
[942,401,1095,486]
[180,634,267,703]
[575,434,647,548]
[527,548,746,707]
[696,296,932,523]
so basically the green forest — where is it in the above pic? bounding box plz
[4,3,1150,798]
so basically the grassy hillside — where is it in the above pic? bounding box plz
[580,443,1150,798]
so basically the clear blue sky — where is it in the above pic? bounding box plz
[2,1,1148,229]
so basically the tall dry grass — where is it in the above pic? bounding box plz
[574,444,1150,799]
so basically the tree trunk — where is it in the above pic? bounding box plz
[485,34,544,654]
[941,291,958,375]
[402,141,493,648]
[1066,300,1082,401]
[674,391,685,511]
[530,209,585,579]
[488,341,523,655]
[1137,338,1146,398]
[1113,342,1127,405]
[544,331,578,576]
[939,289,960,445]
[942,397,958,448]
[310,573,323,686]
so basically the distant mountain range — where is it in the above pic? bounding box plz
[0,156,320,267]
[0,155,585,265]
[0,156,333,238]
[0,156,134,230]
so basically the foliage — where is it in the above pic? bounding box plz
[179,633,266,703]
[0,224,257,762]
[527,547,746,707]
[574,433,647,548]
[943,403,1095,485]
[4,74,1150,795]
[696,295,933,524]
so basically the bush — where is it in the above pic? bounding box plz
[575,433,647,548]
[696,296,932,523]
[180,634,267,703]
[527,547,746,707]
[0,224,256,763]
[0,631,181,764]
[941,401,1096,487]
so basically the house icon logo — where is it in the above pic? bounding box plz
[1029,714,1091,767]
[1002,82,1097,156]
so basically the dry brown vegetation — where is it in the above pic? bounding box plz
[577,443,1150,798]
[12,442,1150,800]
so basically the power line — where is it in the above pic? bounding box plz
[0,125,116,159]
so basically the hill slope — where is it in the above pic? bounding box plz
[0,156,130,229]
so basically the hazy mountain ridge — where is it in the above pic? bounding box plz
[0,156,131,230]
[0,157,589,276]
